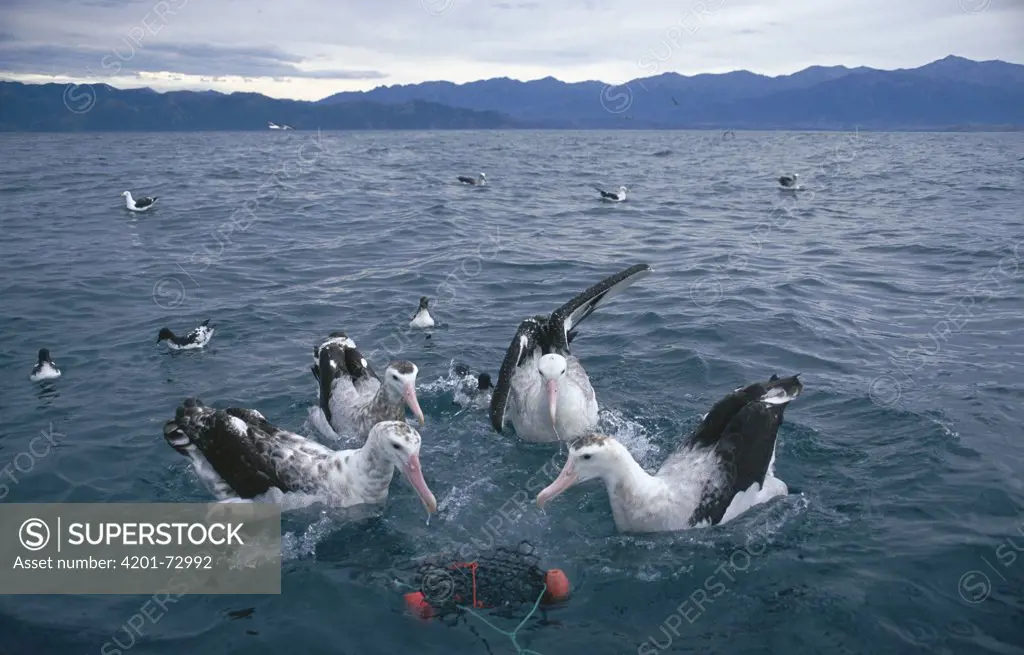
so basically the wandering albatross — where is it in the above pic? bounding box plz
[163,398,437,513]
[122,191,159,212]
[311,332,425,441]
[536,374,803,532]
[457,172,487,186]
[489,263,651,442]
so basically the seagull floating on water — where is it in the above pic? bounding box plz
[409,297,435,329]
[536,374,803,532]
[490,263,651,442]
[157,319,214,350]
[457,172,487,186]
[594,185,628,202]
[163,398,437,513]
[311,332,425,441]
[30,348,61,382]
[778,174,799,190]
[122,191,159,212]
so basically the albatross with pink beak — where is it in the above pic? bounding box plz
[536,374,803,532]
[311,332,425,441]
[164,399,437,514]
[489,264,651,442]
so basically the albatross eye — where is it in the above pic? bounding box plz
[582,454,592,460]
[392,443,402,450]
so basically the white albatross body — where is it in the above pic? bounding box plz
[163,399,437,513]
[311,332,425,441]
[506,352,598,442]
[490,263,651,443]
[536,375,803,533]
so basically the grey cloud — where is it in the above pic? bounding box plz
[0,0,1021,92]
[0,40,387,79]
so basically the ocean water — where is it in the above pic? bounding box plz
[0,129,1022,654]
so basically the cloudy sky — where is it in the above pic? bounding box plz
[1,0,1022,100]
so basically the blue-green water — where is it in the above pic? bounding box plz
[0,130,1022,654]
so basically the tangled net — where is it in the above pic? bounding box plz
[397,541,569,654]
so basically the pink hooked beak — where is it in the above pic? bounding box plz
[536,457,578,509]
[403,453,437,514]
[403,383,425,426]
[546,378,558,429]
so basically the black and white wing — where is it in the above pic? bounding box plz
[661,374,802,525]
[163,399,331,499]
[547,263,651,352]
[184,319,212,343]
[135,196,158,208]
[489,317,542,433]
[311,333,379,422]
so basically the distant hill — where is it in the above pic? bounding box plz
[0,82,515,131]
[1,56,1022,131]
[319,55,1024,130]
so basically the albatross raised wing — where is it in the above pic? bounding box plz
[488,263,651,433]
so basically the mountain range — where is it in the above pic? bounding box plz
[1,56,1022,131]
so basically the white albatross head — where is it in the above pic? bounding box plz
[368,421,437,514]
[382,361,425,426]
[537,353,568,429]
[536,434,631,508]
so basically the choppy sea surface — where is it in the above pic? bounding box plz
[0,130,1022,654]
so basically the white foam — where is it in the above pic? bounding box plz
[281,512,336,560]
[253,487,328,511]
[598,408,656,464]
[435,477,498,523]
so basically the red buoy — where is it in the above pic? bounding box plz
[404,591,434,620]
[543,569,571,603]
